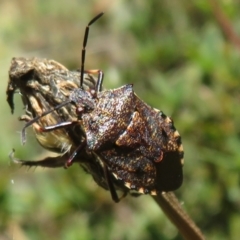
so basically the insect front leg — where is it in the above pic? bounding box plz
[20,100,72,144]
[38,121,79,132]
[20,114,78,137]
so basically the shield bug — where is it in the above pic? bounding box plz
[7,12,184,202]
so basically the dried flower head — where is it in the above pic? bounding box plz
[7,57,129,196]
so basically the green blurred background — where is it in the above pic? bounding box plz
[1,0,240,239]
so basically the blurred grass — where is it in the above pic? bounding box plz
[1,0,240,239]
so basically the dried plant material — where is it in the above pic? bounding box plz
[7,57,129,195]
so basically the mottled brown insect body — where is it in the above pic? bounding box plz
[71,84,183,194]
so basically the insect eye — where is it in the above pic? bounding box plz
[90,89,97,98]
[76,106,84,115]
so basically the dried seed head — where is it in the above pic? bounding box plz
[7,57,129,195]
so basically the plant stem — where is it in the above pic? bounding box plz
[152,192,205,240]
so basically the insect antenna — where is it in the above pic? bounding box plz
[20,13,104,145]
[80,12,104,89]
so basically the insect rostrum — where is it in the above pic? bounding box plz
[7,12,184,202]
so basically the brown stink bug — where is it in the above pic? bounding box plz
[7,12,184,202]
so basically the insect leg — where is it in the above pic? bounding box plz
[9,149,69,168]
[103,165,129,203]
[38,121,78,132]
[64,140,86,168]
[103,164,120,203]
[21,100,71,145]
